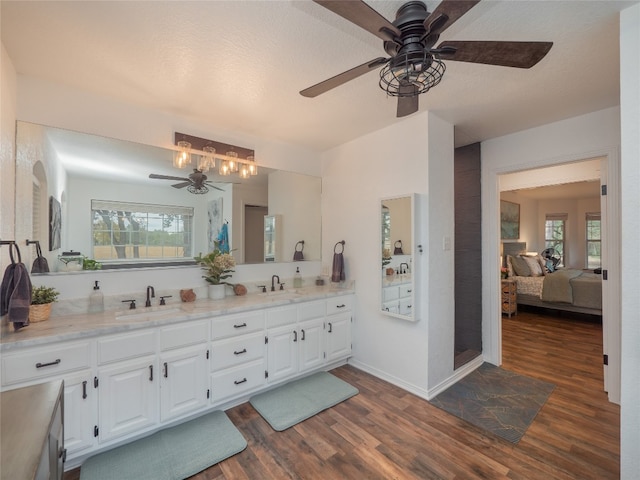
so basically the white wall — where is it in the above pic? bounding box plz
[321,111,454,398]
[620,4,640,478]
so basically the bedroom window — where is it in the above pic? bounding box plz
[545,214,566,267]
[91,200,194,263]
[586,213,601,269]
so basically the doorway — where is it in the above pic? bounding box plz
[244,204,268,263]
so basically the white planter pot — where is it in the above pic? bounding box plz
[208,284,226,300]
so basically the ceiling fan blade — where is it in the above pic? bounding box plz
[300,57,388,98]
[436,41,553,68]
[203,182,225,192]
[171,181,191,189]
[313,0,401,42]
[396,84,419,118]
[149,173,189,182]
[423,0,480,37]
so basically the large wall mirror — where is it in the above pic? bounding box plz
[15,121,321,272]
[381,194,418,321]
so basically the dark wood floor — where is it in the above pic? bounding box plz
[66,309,619,479]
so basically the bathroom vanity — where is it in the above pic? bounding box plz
[0,287,353,469]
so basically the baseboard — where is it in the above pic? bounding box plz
[347,359,430,400]
[427,356,484,399]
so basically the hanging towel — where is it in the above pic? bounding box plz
[31,242,50,274]
[331,241,345,283]
[0,244,32,330]
[217,223,230,253]
[293,241,304,261]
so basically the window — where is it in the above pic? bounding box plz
[545,214,567,267]
[586,213,601,269]
[91,200,194,263]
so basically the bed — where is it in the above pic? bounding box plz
[502,242,602,316]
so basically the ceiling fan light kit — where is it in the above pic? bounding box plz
[303,0,552,118]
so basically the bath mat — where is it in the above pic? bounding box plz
[80,410,247,480]
[430,363,554,443]
[250,371,358,431]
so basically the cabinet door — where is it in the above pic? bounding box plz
[326,312,352,362]
[267,325,297,382]
[98,356,157,442]
[63,370,95,456]
[159,345,208,422]
[299,318,324,373]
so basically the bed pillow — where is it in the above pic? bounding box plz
[510,255,532,277]
[523,255,543,276]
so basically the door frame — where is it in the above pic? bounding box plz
[482,147,621,404]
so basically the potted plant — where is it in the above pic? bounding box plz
[30,286,59,322]
[194,246,235,300]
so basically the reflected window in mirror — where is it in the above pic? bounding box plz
[91,200,194,263]
[381,205,391,253]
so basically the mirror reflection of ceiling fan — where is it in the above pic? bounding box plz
[149,169,227,195]
[301,0,553,117]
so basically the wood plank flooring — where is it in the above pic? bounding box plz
[65,309,619,479]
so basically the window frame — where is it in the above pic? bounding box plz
[586,212,601,269]
[545,213,567,267]
[91,200,195,267]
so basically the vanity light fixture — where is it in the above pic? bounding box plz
[239,164,250,179]
[247,155,258,175]
[197,145,216,172]
[226,150,239,173]
[219,159,231,176]
[173,140,192,169]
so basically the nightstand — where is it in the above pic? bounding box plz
[501,279,517,317]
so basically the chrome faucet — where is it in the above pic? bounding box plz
[145,285,155,307]
[271,275,280,292]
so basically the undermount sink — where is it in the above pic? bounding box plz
[115,307,182,321]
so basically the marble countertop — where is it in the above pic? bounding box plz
[382,274,412,287]
[0,285,354,351]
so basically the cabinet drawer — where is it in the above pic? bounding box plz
[382,287,399,302]
[2,341,91,386]
[399,284,413,298]
[98,330,156,365]
[326,295,353,315]
[211,333,265,372]
[211,311,264,341]
[266,305,297,328]
[298,300,325,321]
[211,359,265,402]
[160,320,208,351]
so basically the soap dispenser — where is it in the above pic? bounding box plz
[293,267,303,288]
[89,280,104,313]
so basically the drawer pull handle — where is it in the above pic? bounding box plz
[163,362,168,378]
[407,290,412,293]
[234,348,247,355]
[234,323,247,328]
[36,359,61,369]
[293,330,298,342]
[149,365,154,382]
[328,322,333,333]
[301,329,306,341]
[234,378,247,385]
[336,304,346,308]
[82,381,88,399]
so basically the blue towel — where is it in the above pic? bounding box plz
[217,223,230,253]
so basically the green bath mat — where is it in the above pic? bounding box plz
[80,410,246,480]
[250,371,359,431]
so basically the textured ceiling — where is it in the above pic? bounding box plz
[1,0,633,152]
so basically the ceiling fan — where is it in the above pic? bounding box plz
[149,169,225,195]
[300,0,553,117]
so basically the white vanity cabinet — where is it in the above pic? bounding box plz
[325,295,353,362]
[0,340,94,458]
[210,311,266,403]
[159,321,209,422]
[96,330,158,443]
